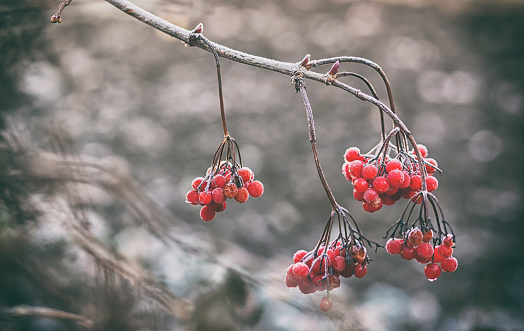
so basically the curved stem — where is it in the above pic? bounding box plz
[296,78,338,210]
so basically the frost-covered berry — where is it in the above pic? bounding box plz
[247,180,264,197]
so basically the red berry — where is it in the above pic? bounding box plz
[311,275,325,291]
[425,158,438,174]
[373,176,390,193]
[214,174,226,188]
[293,250,308,263]
[333,256,347,272]
[340,264,354,278]
[437,244,453,258]
[199,191,213,205]
[350,245,366,263]
[426,176,438,192]
[410,175,422,190]
[432,247,443,263]
[416,242,434,259]
[224,182,238,198]
[238,167,254,183]
[400,244,416,260]
[363,188,378,203]
[200,206,216,221]
[414,253,432,264]
[216,202,227,212]
[399,171,411,189]
[285,275,300,288]
[388,169,404,187]
[353,189,365,202]
[386,159,403,173]
[234,187,249,203]
[413,144,428,158]
[349,160,364,178]
[424,263,442,281]
[354,265,367,278]
[364,197,383,213]
[361,164,378,180]
[247,180,264,197]
[423,229,433,242]
[342,162,352,181]
[382,194,396,206]
[353,178,369,193]
[386,238,403,255]
[384,185,399,196]
[186,190,199,205]
[408,228,423,247]
[212,188,226,204]
[319,297,333,312]
[292,262,310,280]
[441,257,458,273]
[443,234,454,247]
[298,280,316,294]
[345,147,361,162]
[191,177,205,190]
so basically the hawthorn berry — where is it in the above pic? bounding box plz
[224,182,238,198]
[416,242,434,260]
[437,244,453,258]
[363,188,379,203]
[186,190,199,205]
[238,167,254,183]
[426,176,438,192]
[400,244,416,260]
[413,144,429,158]
[361,164,378,180]
[443,234,454,247]
[353,178,368,193]
[408,228,423,247]
[388,169,404,187]
[424,263,442,281]
[200,206,216,221]
[212,188,226,204]
[344,147,361,162]
[373,176,390,193]
[423,229,433,242]
[293,250,308,263]
[441,257,458,273]
[292,262,310,280]
[386,159,403,173]
[354,265,367,278]
[349,160,364,178]
[409,175,422,190]
[386,238,403,255]
[199,191,213,205]
[247,180,264,197]
[234,187,249,203]
[319,297,333,312]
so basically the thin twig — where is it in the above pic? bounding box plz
[0,305,93,329]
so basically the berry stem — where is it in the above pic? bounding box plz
[295,76,338,210]
[194,34,229,138]
[335,72,386,141]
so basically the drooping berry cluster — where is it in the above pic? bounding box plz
[284,208,378,312]
[342,144,440,213]
[385,184,457,281]
[386,229,458,281]
[186,137,264,221]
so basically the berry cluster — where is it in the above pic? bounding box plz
[386,229,458,281]
[186,162,264,221]
[342,144,439,213]
[285,239,369,311]
[283,207,377,312]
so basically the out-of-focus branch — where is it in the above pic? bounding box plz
[50,0,73,23]
[0,305,93,329]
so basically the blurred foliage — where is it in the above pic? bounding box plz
[1,0,524,330]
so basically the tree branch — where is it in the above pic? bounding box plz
[0,305,93,329]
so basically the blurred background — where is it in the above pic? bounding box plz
[1,0,524,330]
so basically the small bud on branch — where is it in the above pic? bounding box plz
[329,60,340,76]
[194,23,203,34]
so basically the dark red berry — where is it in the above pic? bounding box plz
[441,257,458,273]
[224,182,238,198]
[424,263,442,281]
[354,265,367,278]
[386,238,403,254]
[200,206,216,221]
